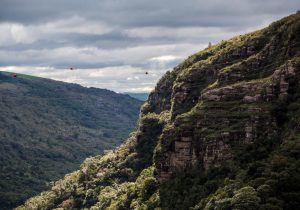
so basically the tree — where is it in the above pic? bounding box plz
[231,186,261,210]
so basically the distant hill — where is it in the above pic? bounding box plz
[0,72,142,209]
[123,92,149,101]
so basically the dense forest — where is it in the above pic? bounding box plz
[0,72,142,209]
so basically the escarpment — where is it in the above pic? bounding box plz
[17,12,300,210]
[155,60,296,180]
[153,12,300,181]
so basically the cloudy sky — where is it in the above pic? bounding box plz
[0,0,299,93]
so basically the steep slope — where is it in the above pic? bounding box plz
[17,12,300,210]
[0,73,142,209]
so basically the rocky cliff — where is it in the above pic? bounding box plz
[17,12,300,210]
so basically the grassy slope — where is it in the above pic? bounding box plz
[16,12,300,210]
[0,72,142,209]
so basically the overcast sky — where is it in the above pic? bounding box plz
[0,0,299,93]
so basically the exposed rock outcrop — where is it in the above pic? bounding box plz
[156,60,297,180]
[154,15,300,180]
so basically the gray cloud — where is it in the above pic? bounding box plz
[1,0,298,27]
[0,0,299,92]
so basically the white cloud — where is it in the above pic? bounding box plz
[39,16,113,35]
[0,43,203,68]
[150,55,181,62]
[1,65,161,93]
[0,23,35,46]
[0,16,112,47]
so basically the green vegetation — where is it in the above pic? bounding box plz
[15,12,300,210]
[0,73,142,209]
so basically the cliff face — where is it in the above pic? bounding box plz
[152,13,300,181]
[155,60,296,180]
[17,12,300,210]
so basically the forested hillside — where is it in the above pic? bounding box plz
[0,72,142,209]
